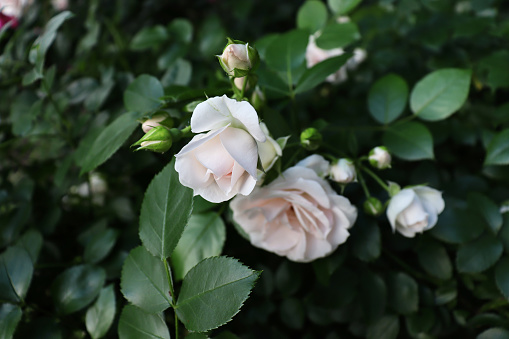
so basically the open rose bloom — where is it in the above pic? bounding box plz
[175,95,266,203]
[231,157,357,262]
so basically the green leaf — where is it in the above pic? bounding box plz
[120,246,172,313]
[478,50,509,91]
[416,239,452,280]
[387,272,419,315]
[456,233,503,273]
[360,270,387,324]
[16,229,43,265]
[0,304,22,339]
[86,285,116,339]
[118,305,170,339]
[294,54,351,94]
[368,74,409,124]
[383,122,434,160]
[485,129,509,166]
[431,207,485,244]
[124,74,164,113]
[176,256,260,332]
[79,112,139,175]
[468,193,503,235]
[169,18,193,43]
[161,58,192,87]
[52,265,106,315]
[279,298,305,330]
[367,314,400,339]
[84,228,119,264]
[130,26,169,51]
[0,246,34,303]
[297,1,328,33]
[410,68,472,121]
[265,29,308,73]
[350,217,381,262]
[10,91,38,137]
[139,160,193,260]
[477,328,509,339]
[28,11,74,65]
[328,0,362,14]
[172,213,226,281]
[405,308,435,337]
[315,22,361,49]
[495,258,509,300]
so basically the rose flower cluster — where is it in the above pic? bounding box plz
[134,38,445,263]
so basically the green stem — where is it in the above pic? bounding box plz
[163,258,179,338]
[357,170,371,198]
[361,166,390,192]
[240,75,248,99]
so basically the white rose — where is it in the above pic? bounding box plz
[369,146,391,169]
[295,154,330,177]
[386,186,445,238]
[330,158,356,184]
[175,95,265,203]
[257,123,283,172]
[1,0,31,18]
[231,164,357,263]
[51,0,67,11]
[141,113,169,133]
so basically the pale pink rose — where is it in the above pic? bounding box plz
[0,0,31,18]
[387,186,444,238]
[295,154,330,177]
[305,35,366,84]
[175,95,265,203]
[51,0,68,11]
[231,159,357,262]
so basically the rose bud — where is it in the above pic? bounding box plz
[132,125,172,153]
[300,127,322,151]
[251,86,265,111]
[330,159,356,184]
[218,39,259,77]
[364,197,384,217]
[369,146,391,169]
[386,186,445,238]
[141,112,173,133]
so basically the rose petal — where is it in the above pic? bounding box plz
[176,126,228,156]
[191,96,232,133]
[175,150,214,188]
[220,127,258,178]
[193,134,234,178]
[225,98,266,142]
[386,189,416,231]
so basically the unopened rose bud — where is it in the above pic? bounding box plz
[234,77,249,91]
[369,146,391,169]
[300,128,322,151]
[132,125,172,153]
[364,197,384,216]
[218,39,259,77]
[329,158,356,184]
[141,113,173,133]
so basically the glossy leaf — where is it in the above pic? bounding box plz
[383,122,434,160]
[0,304,22,339]
[485,129,509,166]
[0,246,34,303]
[120,246,172,313]
[118,305,170,339]
[169,18,193,43]
[431,207,485,244]
[16,229,43,265]
[367,314,400,339]
[124,74,164,113]
[84,228,119,264]
[52,265,106,315]
[387,272,419,315]
[86,285,116,339]
[172,213,226,281]
[176,256,260,332]
[79,112,139,175]
[416,240,452,280]
[468,193,503,235]
[477,328,509,339]
[456,234,503,273]
[315,22,360,49]
[328,0,362,14]
[297,1,328,33]
[139,160,194,260]
[495,258,509,300]
[130,26,169,51]
[368,74,409,124]
[265,29,308,73]
[294,54,351,94]
[410,68,471,121]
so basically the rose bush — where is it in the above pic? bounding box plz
[175,95,266,203]
[231,156,357,262]
[386,186,445,238]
